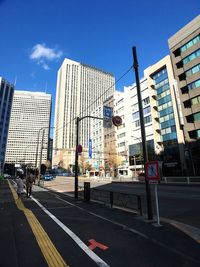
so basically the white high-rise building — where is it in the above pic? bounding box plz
[5,91,51,167]
[53,58,115,166]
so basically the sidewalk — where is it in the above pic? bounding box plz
[0,180,48,267]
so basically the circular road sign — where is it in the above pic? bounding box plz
[77,144,83,154]
[112,116,122,126]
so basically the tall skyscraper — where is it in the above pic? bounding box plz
[53,58,115,166]
[5,91,51,168]
[168,15,200,175]
[0,77,14,172]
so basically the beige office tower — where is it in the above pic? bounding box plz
[5,91,51,167]
[53,58,115,167]
[168,15,200,175]
[144,56,186,176]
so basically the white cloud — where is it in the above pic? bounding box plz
[30,43,63,70]
[42,63,50,70]
[30,43,63,60]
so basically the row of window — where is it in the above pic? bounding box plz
[186,63,200,77]
[183,49,200,65]
[135,115,152,127]
[117,132,126,138]
[158,94,172,106]
[180,35,200,53]
[157,88,170,100]
[161,125,176,135]
[188,79,200,90]
[132,106,151,120]
[161,119,175,129]
[191,95,200,105]
[194,112,200,121]
[159,113,174,123]
[158,100,172,112]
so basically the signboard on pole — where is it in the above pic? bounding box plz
[145,161,160,182]
[89,138,92,159]
[103,106,113,128]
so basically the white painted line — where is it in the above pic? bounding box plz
[31,196,110,267]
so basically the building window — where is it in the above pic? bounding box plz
[183,49,200,65]
[191,96,200,105]
[132,111,139,120]
[185,63,200,77]
[180,35,200,53]
[193,112,200,121]
[188,79,200,90]
[143,97,150,105]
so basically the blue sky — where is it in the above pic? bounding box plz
[0,0,199,127]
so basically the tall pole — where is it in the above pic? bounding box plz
[132,46,153,220]
[39,129,45,179]
[35,130,41,179]
[74,117,79,199]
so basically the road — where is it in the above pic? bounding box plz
[2,179,200,267]
[42,177,200,228]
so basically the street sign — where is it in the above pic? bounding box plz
[112,116,122,126]
[88,139,92,159]
[145,161,160,181]
[103,106,113,128]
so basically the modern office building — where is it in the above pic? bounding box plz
[0,77,14,172]
[168,15,200,175]
[53,58,115,167]
[5,91,51,168]
[144,56,185,176]
[122,78,154,176]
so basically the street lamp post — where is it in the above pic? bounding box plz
[132,46,153,220]
[35,126,53,180]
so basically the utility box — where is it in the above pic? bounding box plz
[84,182,90,202]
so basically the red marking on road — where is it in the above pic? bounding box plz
[88,239,109,251]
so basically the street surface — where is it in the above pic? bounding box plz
[0,178,200,267]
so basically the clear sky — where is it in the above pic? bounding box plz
[0,0,199,127]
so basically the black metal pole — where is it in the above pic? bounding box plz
[35,129,41,180]
[132,46,153,220]
[74,117,79,199]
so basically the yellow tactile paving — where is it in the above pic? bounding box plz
[8,180,69,267]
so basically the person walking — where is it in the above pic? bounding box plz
[16,173,24,199]
[26,170,35,197]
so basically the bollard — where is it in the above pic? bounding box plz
[84,182,90,202]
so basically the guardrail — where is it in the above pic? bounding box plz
[162,176,200,184]
[89,188,143,216]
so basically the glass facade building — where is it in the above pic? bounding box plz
[0,77,14,172]
[152,68,177,142]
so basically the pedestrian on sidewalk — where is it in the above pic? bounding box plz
[25,170,35,197]
[16,173,24,199]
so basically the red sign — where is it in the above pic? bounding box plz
[112,116,122,126]
[145,161,160,181]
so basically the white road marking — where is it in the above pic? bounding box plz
[31,195,110,267]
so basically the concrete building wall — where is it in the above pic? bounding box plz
[53,58,115,167]
[5,91,51,167]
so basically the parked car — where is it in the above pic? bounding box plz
[3,173,11,179]
[41,174,54,181]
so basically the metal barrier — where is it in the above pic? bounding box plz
[90,188,143,216]
[162,176,200,184]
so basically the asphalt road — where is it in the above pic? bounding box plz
[43,177,200,228]
[4,179,200,267]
